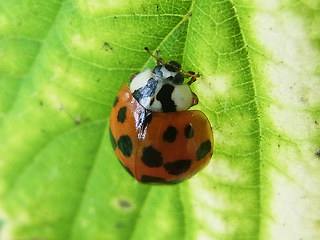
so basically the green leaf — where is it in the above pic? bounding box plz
[1,0,320,239]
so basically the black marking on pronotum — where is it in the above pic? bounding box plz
[150,97,155,106]
[196,140,212,160]
[132,78,158,102]
[164,159,192,175]
[153,65,163,77]
[117,107,127,123]
[132,90,142,102]
[163,126,178,143]
[141,145,163,167]
[156,84,176,112]
[117,135,133,157]
[184,124,194,138]
[109,128,117,150]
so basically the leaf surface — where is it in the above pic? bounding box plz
[0,0,319,239]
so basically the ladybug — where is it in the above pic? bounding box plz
[109,48,213,184]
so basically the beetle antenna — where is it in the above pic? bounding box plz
[144,47,166,65]
[179,69,200,85]
[144,47,200,84]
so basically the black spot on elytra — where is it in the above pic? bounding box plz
[156,84,176,112]
[118,159,133,177]
[141,146,163,167]
[117,107,127,123]
[109,128,117,150]
[150,97,155,106]
[164,159,191,175]
[117,135,133,157]
[184,124,194,138]
[196,140,212,160]
[113,96,119,107]
[163,126,178,142]
[140,175,167,183]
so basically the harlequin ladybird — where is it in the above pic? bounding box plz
[109,48,213,184]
